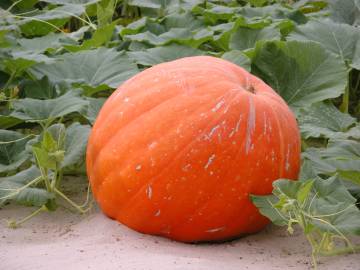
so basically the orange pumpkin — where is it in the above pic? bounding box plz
[86,56,300,242]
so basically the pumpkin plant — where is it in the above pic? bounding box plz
[86,56,301,242]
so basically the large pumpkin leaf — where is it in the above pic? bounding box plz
[128,0,179,10]
[303,140,360,185]
[327,0,360,26]
[20,76,67,99]
[17,32,78,53]
[251,40,348,108]
[124,27,213,48]
[29,48,139,91]
[120,17,148,36]
[351,41,360,70]
[0,130,31,173]
[127,44,204,66]
[210,17,271,51]
[84,97,106,124]
[221,50,251,71]
[192,4,239,24]
[163,11,204,30]
[10,91,88,123]
[2,50,55,76]
[229,24,281,51]
[288,19,360,64]
[41,0,100,5]
[63,22,116,52]
[62,122,91,168]
[18,4,85,36]
[298,102,358,139]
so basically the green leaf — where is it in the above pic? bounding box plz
[124,27,213,48]
[64,22,116,52]
[42,131,58,153]
[38,122,90,168]
[0,166,53,207]
[128,44,204,66]
[97,0,116,27]
[303,139,360,185]
[221,50,251,71]
[0,115,23,129]
[288,19,360,64]
[128,0,176,9]
[18,5,85,36]
[32,146,57,170]
[120,17,148,36]
[84,97,105,124]
[296,179,314,204]
[30,48,139,91]
[299,159,319,180]
[249,0,268,7]
[3,50,55,76]
[17,32,77,53]
[251,40,348,108]
[238,4,294,20]
[9,0,39,9]
[0,166,52,207]
[10,91,88,123]
[327,0,360,26]
[298,102,357,139]
[61,123,91,168]
[210,17,271,51]
[193,4,239,24]
[310,176,360,235]
[46,123,66,143]
[253,177,360,235]
[42,0,100,5]
[320,140,360,177]
[163,11,203,31]
[0,130,30,173]
[229,24,281,51]
[273,179,302,199]
[0,166,41,185]
[250,194,288,226]
[15,187,55,207]
[20,76,66,99]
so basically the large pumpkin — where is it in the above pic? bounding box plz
[86,56,300,242]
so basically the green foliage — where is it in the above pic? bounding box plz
[127,44,204,66]
[0,130,31,173]
[10,90,88,125]
[252,176,360,268]
[288,19,360,65]
[30,48,139,93]
[251,40,348,108]
[298,102,359,139]
[0,0,360,266]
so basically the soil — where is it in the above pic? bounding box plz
[1,177,359,270]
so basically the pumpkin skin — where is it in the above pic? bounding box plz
[86,56,300,242]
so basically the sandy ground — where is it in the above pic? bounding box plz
[1,178,359,270]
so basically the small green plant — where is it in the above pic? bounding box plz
[252,176,360,269]
[2,124,92,228]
